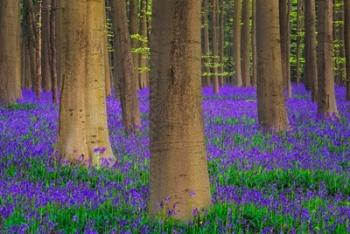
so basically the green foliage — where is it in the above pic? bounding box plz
[6,103,37,111]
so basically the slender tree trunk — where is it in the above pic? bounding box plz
[0,0,22,104]
[149,0,211,221]
[233,0,242,86]
[345,0,350,100]
[129,0,140,90]
[50,0,58,103]
[41,0,51,92]
[295,0,303,85]
[334,2,345,85]
[202,0,211,86]
[219,0,225,86]
[241,0,251,87]
[35,1,42,97]
[256,0,289,132]
[25,0,42,98]
[304,0,318,102]
[139,0,149,89]
[317,0,339,117]
[23,39,33,90]
[212,0,220,93]
[251,0,257,86]
[279,0,292,97]
[57,0,115,166]
[112,0,141,134]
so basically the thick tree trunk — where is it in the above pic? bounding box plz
[256,0,289,132]
[149,0,211,221]
[304,0,318,102]
[57,0,115,167]
[251,0,257,87]
[241,0,251,87]
[111,0,141,134]
[42,0,52,92]
[233,0,242,86]
[0,0,22,104]
[345,0,350,100]
[279,0,292,98]
[317,0,339,117]
[212,0,220,93]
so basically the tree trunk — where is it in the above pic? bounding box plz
[139,0,149,89]
[202,0,211,86]
[345,0,350,100]
[149,0,211,221]
[295,0,303,85]
[42,0,52,92]
[50,0,58,103]
[0,0,22,104]
[212,0,220,93]
[218,0,225,86]
[256,0,289,132]
[251,0,257,87]
[103,5,112,97]
[334,1,345,85]
[111,0,141,134]
[317,0,339,117]
[23,37,33,90]
[57,0,115,167]
[25,0,42,98]
[129,0,140,90]
[279,0,292,97]
[233,0,242,86]
[304,0,318,102]
[241,0,250,87]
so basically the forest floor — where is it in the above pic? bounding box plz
[0,85,349,233]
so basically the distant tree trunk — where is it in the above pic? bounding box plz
[345,0,350,100]
[57,0,115,166]
[25,0,42,98]
[50,0,58,103]
[149,0,211,221]
[41,0,52,92]
[219,0,225,86]
[212,0,220,93]
[139,0,149,89]
[334,1,345,85]
[129,0,140,90]
[304,0,318,102]
[295,0,303,85]
[256,0,289,132]
[241,0,251,87]
[233,0,242,86]
[36,1,42,97]
[202,0,211,86]
[112,0,141,134]
[23,41,33,89]
[251,0,257,86]
[279,0,292,98]
[317,0,339,117]
[0,0,22,104]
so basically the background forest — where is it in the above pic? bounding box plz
[0,0,349,233]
